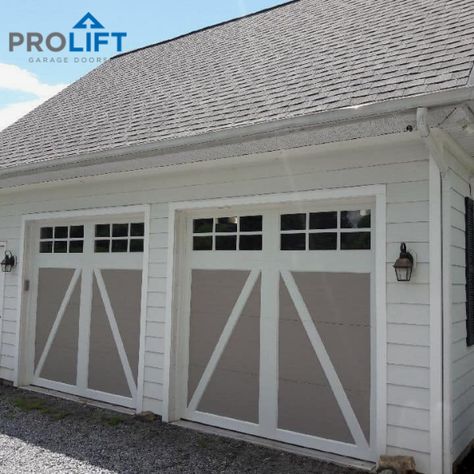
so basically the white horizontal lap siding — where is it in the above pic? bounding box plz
[142,204,168,414]
[0,214,21,381]
[0,136,431,468]
[385,171,431,474]
[447,168,474,462]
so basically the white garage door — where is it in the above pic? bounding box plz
[183,203,374,460]
[29,216,145,408]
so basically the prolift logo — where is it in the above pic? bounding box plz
[9,13,127,64]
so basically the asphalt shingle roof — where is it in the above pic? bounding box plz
[1,0,474,169]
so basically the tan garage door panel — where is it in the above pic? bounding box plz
[278,276,353,442]
[197,274,261,423]
[36,268,81,386]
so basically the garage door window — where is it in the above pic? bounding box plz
[39,225,84,253]
[193,216,262,251]
[94,222,144,253]
[280,210,370,250]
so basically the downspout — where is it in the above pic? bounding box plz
[417,107,447,474]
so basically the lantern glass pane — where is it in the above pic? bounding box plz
[395,266,411,281]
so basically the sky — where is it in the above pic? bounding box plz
[0,0,288,130]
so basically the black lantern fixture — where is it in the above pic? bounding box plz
[393,243,414,282]
[1,251,16,273]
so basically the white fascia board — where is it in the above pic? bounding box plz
[0,128,421,194]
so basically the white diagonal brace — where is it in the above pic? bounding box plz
[188,269,260,412]
[94,269,137,396]
[35,268,81,378]
[281,270,369,450]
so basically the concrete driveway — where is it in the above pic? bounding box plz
[0,384,368,473]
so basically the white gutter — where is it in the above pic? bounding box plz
[0,86,473,180]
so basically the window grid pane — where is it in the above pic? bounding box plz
[309,212,337,229]
[130,239,144,252]
[240,216,262,232]
[95,224,110,237]
[95,239,110,253]
[216,235,237,250]
[340,232,371,250]
[281,233,306,251]
[112,223,129,237]
[280,210,371,251]
[130,223,145,236]
[40,225,84,254]
[239,234,262,251]
[340,210,371,229]
[93,222,145,253]
[281,213,306,231]
[309,232,337,250]
[192,216,262,251]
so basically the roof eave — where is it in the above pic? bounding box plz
[1,86,473,183]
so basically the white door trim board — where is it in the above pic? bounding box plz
[167,185,386,212]
[163,184,387,461]
[14,217,27,386]
[374,186,387,459]
[18,205,148,222]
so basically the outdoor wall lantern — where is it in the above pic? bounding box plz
[1,250,16,273]
[393,243,414,282]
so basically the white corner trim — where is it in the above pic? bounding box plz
[429,157,444,474]
[374,187,387,459]
[441,172,453,474]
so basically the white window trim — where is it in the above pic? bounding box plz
[163,185,387,461]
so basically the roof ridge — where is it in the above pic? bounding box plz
[110,0,298,60]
